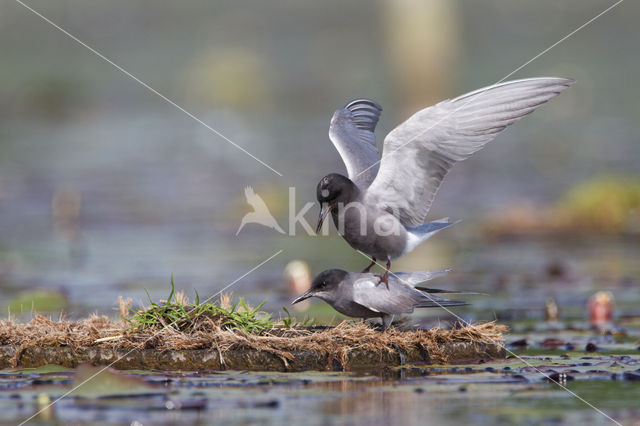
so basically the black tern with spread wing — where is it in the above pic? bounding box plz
[292,269,468,329]
[316,78,574,284]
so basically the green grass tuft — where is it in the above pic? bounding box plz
[126,276,313,335]
[281,307,313,328]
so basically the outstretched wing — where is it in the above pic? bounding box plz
[366,78,574,226]
[329,99,383,188]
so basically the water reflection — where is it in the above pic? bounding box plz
[3,367,639,425]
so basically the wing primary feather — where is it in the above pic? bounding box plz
[367,77,574,226]
[415,299,468,308]
[346,99,382,111]
[329,98,383,188]
[415,287,484,295]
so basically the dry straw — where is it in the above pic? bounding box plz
[0,314,506,368]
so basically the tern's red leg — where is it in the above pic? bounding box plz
[362,257,377,273]
[374,260,391,289]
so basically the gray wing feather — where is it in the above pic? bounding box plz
[394,269,450,286]
[351,274,466,315]
[367,78,574,226]
[329,99,383,188]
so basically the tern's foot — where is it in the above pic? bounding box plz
[361,258,377,273]
[374,274,389,289]
[370,322,386,331]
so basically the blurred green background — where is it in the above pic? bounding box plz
[0,0,638,320]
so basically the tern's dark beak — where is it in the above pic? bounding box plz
[292,290,313,305]
[316,204,333,234]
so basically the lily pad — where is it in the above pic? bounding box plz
[68,365,166,399]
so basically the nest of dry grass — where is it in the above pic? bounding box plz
[0,314,506,368]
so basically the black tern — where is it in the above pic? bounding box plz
[316,78,574,284]
[291,269,468,329]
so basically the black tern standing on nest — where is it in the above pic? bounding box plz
[291,269,469,329]
[316,78,574,285]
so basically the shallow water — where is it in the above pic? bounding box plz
[2,349,640,425]
[1,237,640,424]
[1,1,640,424]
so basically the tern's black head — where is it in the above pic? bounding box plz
[292,269,348,304]
[310,269,348,293]
[316,173,359,205]
[315,174,360,233]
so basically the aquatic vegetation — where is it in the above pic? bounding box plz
[68,365,163,398]
[0,277,505,371]
[0,313,506,371]
[280,307,313,329]
[485,175,640,236]
[126,275,276,335]
[3,352,639,424]
[555,176,640,233]
[5,289,68,316]
[126,275,311,334]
